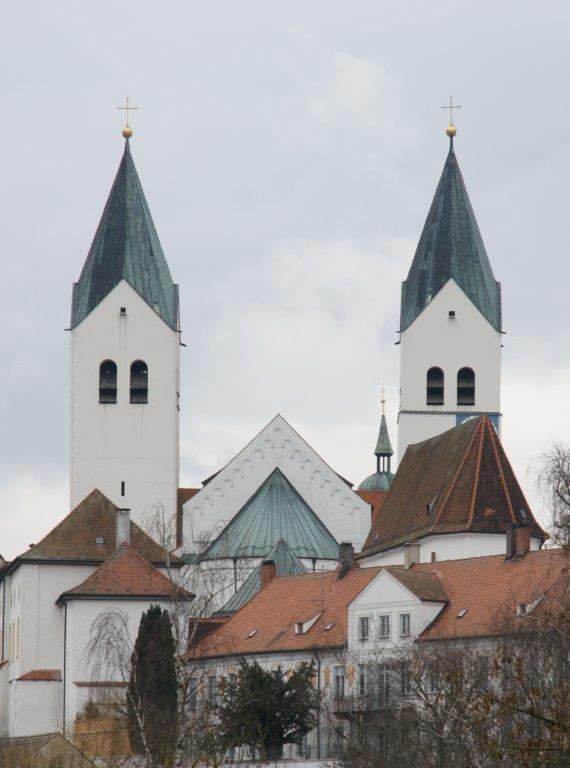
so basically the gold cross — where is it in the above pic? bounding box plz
[117,97,138,128]
[441,96,461,125]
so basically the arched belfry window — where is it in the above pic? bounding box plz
[457,367,475,406]
[99,360,117,404]
[130,360,148,404]
[426,367,444,405]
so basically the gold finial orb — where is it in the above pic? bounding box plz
[446,123,457,138]
[122,125,133,139]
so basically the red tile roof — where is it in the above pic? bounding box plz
[361,417,545,555]
[414,548,568,641]
[59,543,193,601]
[190,567,381,658]
[386,568,448,602]
[17,669,61,681]
[356,489,388,534]
[12,490,179,569]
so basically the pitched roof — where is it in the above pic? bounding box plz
[11,490,179,570]
[386,568,448,603]
[375,414,393,457]
[58,543,193,601]
[217,540,308,616]
[191,567,381,658]
[361,416,545,555]
[415,548,568,641]
[401,142,501,332]
[17,669,61,681]
[199,468,340,561]
[71,140,178,330]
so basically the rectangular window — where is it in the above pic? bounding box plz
[378,614,391,639]
[207,675,217,700]
[400,665,411,696]
[358,664,366,697]
[377,664,391,706]
[399,613,411,638]
[333,666,345,699]
[358,616,370,642]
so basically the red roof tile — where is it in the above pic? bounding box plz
[361,417,545,555]
[386,568,448,602]
[14,490,179,568]
[18,669,61,681]
[190,567,381,658]
[59,543,193,601]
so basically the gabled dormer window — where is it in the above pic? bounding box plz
[130,360,148,404]
[426,367,444,405]
[99,360,117,404]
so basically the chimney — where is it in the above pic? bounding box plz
[404,542,421,569]
[116,508,131,547]
[260,559,277,589]
[338,542,355,579]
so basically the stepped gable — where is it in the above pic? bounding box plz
[71,139,178,330]
[414,548,568,641]
[190,567,381,658]
[199,468,340,561]
[218,539,308,616]
[58,542,193,601]
[401,141,501,332]
[15,489,180,568]
[361,417,545,555]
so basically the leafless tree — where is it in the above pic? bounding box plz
[535,441,570,548]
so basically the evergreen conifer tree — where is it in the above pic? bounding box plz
[128,604,178,767]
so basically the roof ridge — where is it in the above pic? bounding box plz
[411,547,566,569]
[485,417,516,524]
[467,417,486,528]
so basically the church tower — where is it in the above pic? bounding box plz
[70,126,180,530]
[398,121,502,461]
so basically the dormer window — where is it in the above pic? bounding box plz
[457,367,475,405]
[99,360,117,404]
[426,367,444,405]
[130,360,148,404]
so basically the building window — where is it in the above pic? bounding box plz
[399,613,411,638]
[130,360,148,404]
[358,664,366,697]
[426,366,444,405]
[207,675,218,701]
[377,664,391,706]
[333,666,345,699]
[99,360,117,404]
[400,664,411,696]
[358,616,370,642]
[378,614,391,639]
[457,367,475,405]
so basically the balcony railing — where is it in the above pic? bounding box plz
[332,692,391,715]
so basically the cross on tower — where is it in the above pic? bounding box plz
[441,96,461,125]
[117,97,138,138]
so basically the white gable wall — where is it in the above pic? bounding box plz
[182,415,371,554]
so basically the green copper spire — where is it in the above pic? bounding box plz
[375,413,393,457]
[71,139,179,330]
[400,139,501,332]
[359,393,394,492]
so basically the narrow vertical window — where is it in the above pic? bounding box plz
[333,666,345,699]
[99,360,117,404]
[130,360,148,404]
[426,366,444,405]
[457,367,475,405]
[358,616,370,642]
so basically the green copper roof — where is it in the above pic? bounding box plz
[375,414,393,457]
[400,141,501,332]
[217,540,307,615]
[199,468,340,561]
[71,140,178,330]
[358,471,394,492]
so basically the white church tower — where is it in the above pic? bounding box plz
[398,121,502,461]
[70,124,180,529]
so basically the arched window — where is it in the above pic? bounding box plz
[457,367,475,405]
[99,360,117,404]
[130,360,148,404]
[426,367,444,405]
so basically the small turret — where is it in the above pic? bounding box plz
[358,390,394,492]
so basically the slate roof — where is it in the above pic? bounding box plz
[217,540,308,616]
[401,142,501,332]
[58,542,193,602]
[415,549,568,641]
[190,567,381,658]
[71,139,179,330]
[199,468,340,561]
[7,490,180,571]
[361,416,545,556]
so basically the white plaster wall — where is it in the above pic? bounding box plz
[9,681,62,737]
[398,280,501,461]
[71,280,180,532]
[359,532,542,568]
[183,416,370,554]
[64,597,171,731]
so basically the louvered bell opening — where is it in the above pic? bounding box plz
[99,360,117,404]
[130,360,148,404]
[457,367,475,406]
[426,366,444,406]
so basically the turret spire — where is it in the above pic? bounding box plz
[358,389,395,492]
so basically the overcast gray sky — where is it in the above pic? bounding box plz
[1,1,569,559]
